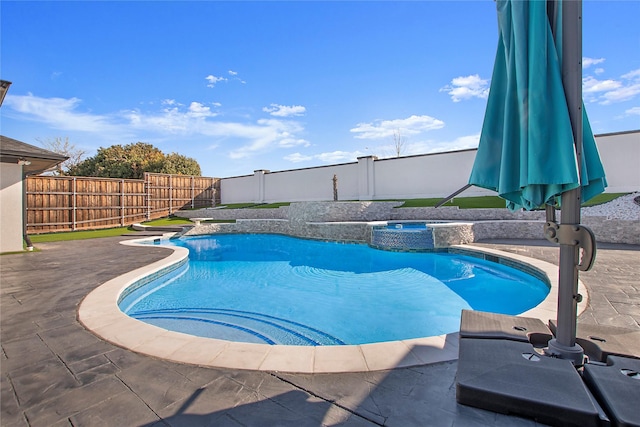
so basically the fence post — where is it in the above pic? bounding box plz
[191,176,195,209]
[169,174,173,215]
[120,179,125,227]
[72,177,77,231]
[146,173,151,221]
[212,178,217,207]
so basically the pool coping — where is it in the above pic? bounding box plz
[78,235,587,373]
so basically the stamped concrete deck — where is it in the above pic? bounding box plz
[1,235,639,426]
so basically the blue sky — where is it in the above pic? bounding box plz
[2,1,639,178]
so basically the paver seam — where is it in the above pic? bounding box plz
[364,386,387,426]
[3,371,22,415]
[270,372,384,426]
[64,387,146,427]
[113,372,164,424]
[44,346,82,386]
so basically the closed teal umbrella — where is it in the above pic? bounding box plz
[469,0,606,211]
[468,0,607,363]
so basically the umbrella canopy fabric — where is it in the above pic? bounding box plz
[469,0,606,212]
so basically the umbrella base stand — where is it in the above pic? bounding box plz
[545,338,585,366]
[456,338,608,427]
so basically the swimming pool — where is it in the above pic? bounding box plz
[118,234,549,346]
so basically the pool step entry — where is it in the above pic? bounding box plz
[130,308,346,346]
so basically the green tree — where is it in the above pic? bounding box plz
[159,152,202,176]
[68,142,201,178]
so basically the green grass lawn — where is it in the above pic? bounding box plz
[141,217,194,226]
[28,216,237,244]
[398,196,508,208]
[29,227,133,243]
[582,192,626,206]
[221,193,627,209]
[219,202,291,209]
[139,217,234,225]
[24,193,629,244]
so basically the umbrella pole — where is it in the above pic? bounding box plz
[546,0,585,365]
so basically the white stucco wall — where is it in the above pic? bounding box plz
[373,150,494,199]
[263,163,358,203]
[221,164,360,204]
[219,131,639,204]
[595,131,640,193]
[0,163,24,253]
[220,174,256,204]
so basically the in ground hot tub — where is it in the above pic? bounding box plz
[371,222,441,251]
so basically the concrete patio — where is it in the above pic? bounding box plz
[1,235,638,426]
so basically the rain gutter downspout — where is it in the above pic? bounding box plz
[23,171,33,251]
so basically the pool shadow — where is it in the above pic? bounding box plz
[138,387,338,427]
[136,335,486,427]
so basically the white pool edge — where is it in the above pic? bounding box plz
[78,237,585,373]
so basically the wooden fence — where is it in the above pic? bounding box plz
[25,173,220,234]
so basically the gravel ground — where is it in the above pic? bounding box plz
[582,192,640,220]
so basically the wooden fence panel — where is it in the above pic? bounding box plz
[25,173,220,234]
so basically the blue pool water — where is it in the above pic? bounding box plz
[386,222,431,229]
[119,234,549,346]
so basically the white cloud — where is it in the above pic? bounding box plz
[283,149,365,165]
[284,152,313,163]
[372,134,480,158]
[625,106,640,116]
[594,68,605,75]
[283,133,480,167]
[440,74,489,102]
[600,84,640,104]
[583,76,622,93]
[421,134,480,153]
[350,115,444,140]
[622,69,640,80]
[262,104,306,117]
[4,94,120,133]
[277,135,310,148]
[583,57,605,69]
[205,74,227,88]
[227,70,246,84]
[583,68,640,105]
[227,119,308,159]
[4,93,307,161]
[316,151,361,163]
[187,102,217,118]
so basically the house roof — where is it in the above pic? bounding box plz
[0,135,69,175]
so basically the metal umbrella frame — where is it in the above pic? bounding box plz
[468,0,607,365]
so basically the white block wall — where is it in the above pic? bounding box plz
[595,131,640,193]
[220,130,639,204]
